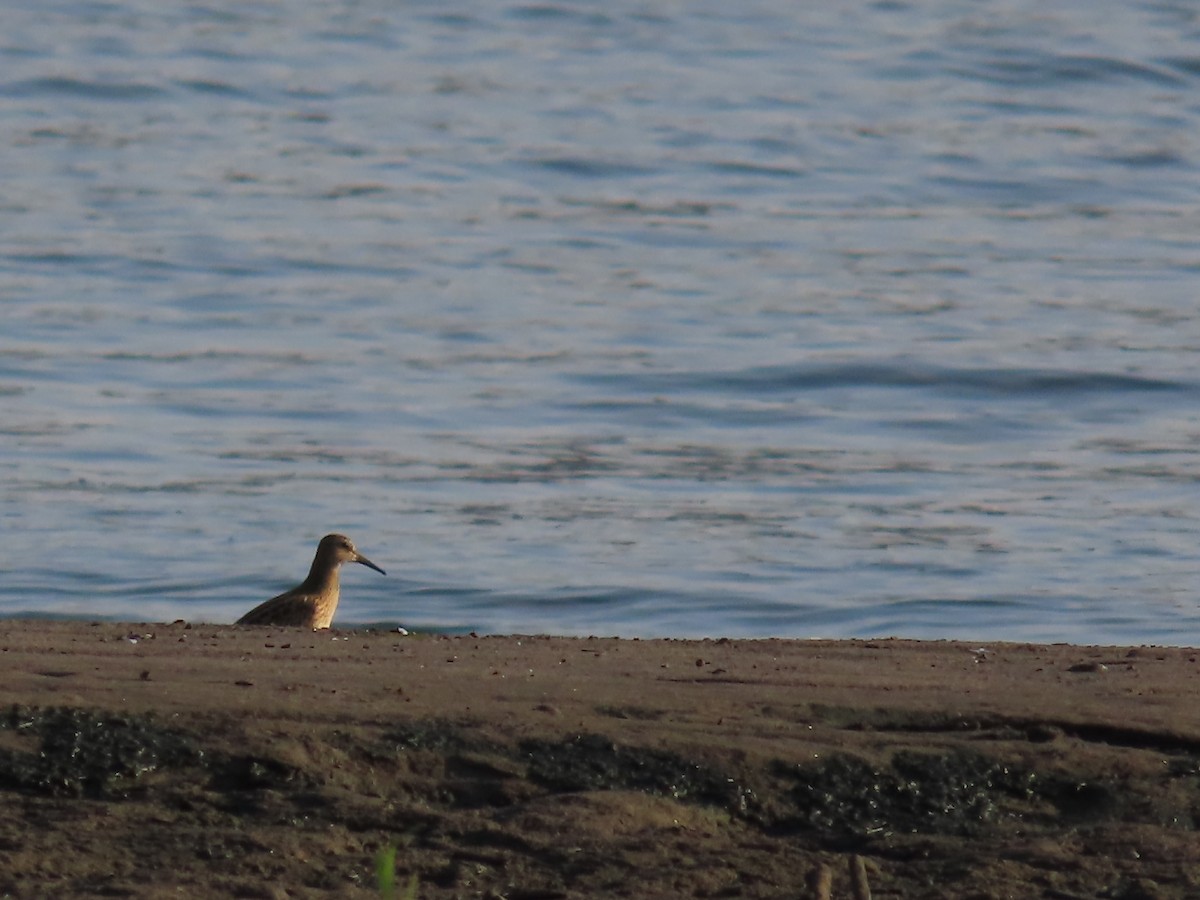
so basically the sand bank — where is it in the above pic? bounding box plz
[1,620,1198,898]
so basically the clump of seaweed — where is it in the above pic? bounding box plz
[0,705,203,798]
[522,732,752,814]
[778,747,1066,842]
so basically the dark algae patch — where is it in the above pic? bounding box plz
[774,748,1044,842]
[0,704,202,797]
[522,732,751,812]
[383,717,483,754]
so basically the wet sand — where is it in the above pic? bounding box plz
[1,620,1199,898]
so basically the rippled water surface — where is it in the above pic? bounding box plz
[4,0,1200,643]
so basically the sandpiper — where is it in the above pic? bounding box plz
[236,533,385,629]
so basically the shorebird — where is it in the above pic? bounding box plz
[236,533,385,629]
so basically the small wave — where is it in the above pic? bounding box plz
[705,161,805,179]
[98,349,318,365]
[174,79,253,99]
[526,156,658,178]
[563,197,719,217]
[1,76,166,100]
[1100,149,1186,169]
[320,183,392,199]
[1161,56,1200,78]
[575,362,1188,398]
[954,51,1186,88]
[506,5,614,25]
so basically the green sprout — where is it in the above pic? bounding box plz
[375,845,418,899]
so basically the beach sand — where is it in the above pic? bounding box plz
[1,620,1198,898]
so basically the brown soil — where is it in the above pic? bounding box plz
[1,621,1199,899]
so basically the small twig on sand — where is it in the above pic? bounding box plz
[805,862,833,900]
[849,854,872,900]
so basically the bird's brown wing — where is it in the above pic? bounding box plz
[236,590,321,628]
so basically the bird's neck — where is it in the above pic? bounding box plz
[303,558,342,595]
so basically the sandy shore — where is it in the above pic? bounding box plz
[1,620,1198,898]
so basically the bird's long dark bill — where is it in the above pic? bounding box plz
[356,555,386,575]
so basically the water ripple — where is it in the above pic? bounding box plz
[575,363,1189,398]
[2,0,1199,646]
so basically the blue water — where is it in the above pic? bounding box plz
[3,0,1200,644]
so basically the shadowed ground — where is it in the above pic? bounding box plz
[1,621,1198,898]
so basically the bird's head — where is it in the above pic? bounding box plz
[318,533,386,575]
